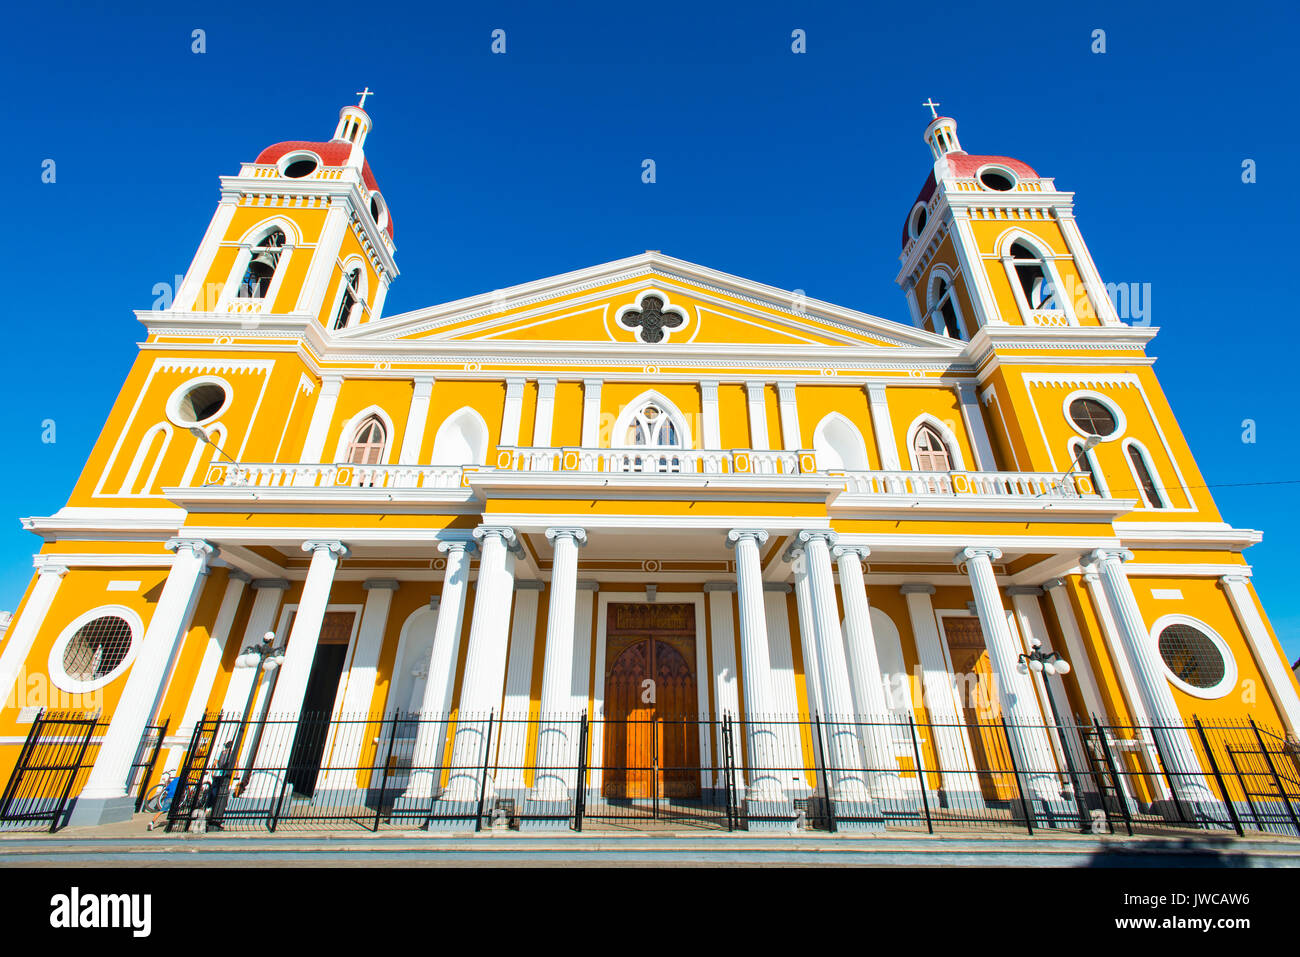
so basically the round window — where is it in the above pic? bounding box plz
[911,204,928,238]
[1156,621,1233,696]
[284,158,318,178]
[62,615,134,681]
[1068,397,1118,438]
[175,382,228,424]
[979,168,1016,191]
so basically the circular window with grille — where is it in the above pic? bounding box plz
[1063,392,1125,441]
[49,607,143,692]
[1152,616,1236,699]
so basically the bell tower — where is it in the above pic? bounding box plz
[896,104,1121,338]
[171,92,398,332]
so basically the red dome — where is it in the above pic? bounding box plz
[254,141,394,239]
[901,154,1039,248]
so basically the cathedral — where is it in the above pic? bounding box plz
[1,97,1297,834]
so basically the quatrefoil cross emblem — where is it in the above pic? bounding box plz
[619,295,686,344]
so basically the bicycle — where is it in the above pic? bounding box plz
[142,769,176,814]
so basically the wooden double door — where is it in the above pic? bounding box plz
[602,603,700,800]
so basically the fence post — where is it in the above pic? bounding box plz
[1000,717,1034,835]
[575,712,588,832]
[0,711,45,820]
[474,711,495,833]
[133,717,170,813]
[722,714,737,832]
[907,715,932,835]
[1249,717,1300,838]
[374,713,400,832]
[814,714,837,834]
[53,718,99,833]
[1194,716,1244,836]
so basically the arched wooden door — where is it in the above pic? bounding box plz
[602,604,700,800]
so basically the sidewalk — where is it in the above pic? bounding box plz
[2,813,1299,866]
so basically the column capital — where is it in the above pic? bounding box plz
[545,527,588,547]
[831,544,871,563]
[514,579,545,591]
[1219,573,1251,586]
[412,374,436,397]
[795,528,838,549]
[437,538,478,557]
[1081,570,1101,584]
[726,528,770,548]
[703,581,737,593]
[363,578,401,591]
[582,377,604,390]
[166,537,218,561]
[954,546,1002,566]
[32,557,70,577]
[1006,585,1044,598]
[576,580,600,592]
[762,581,792,593]
[252,577,291,590]
[1042,577,1067,591]
[1084,547,1133,567]
[225,568,253,584]
[302,540,349,559]
[473,525,518,548]
[900,583,936,596]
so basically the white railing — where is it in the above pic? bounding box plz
[839,469,1083,499]
[495,447,808,476]
[209,463,464,490]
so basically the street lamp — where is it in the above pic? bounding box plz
[1039,433,1101,498]
[232,631,286,796]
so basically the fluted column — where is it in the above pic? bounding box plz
[833,544,904,797]
[1086,548,1215,803]
[0,561,68,710]
[956,547,1062,802]
[266,541,349,719]
[443,525,519,802]
[73,538,215,824]
[532,527,587,801]
[786,550,822,719]
[406,539,476,798]
[726,529,783,800]
[1220,573,1300,736]
[797,529,872,801]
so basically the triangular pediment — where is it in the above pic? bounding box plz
[341,252,958,353]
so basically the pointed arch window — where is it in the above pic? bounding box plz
[238,228,287,299]
[1009,241,1057,310]
[913,425,952,472]
[625,402,681,449]
[334,268,362,330]
[346,415,387,465]
[930,277,965,340]
[1126,443,1166,508]
[1069,437,1107,496]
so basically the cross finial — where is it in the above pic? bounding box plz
[922,98,940,120]
[355,87,375,109]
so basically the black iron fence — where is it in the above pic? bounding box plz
[0,710,168,832]
[156,709,1300,838]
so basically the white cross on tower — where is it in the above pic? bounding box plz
[355,87,375,108]
[922,98,941,119]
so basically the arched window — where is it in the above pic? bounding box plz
[1125,442,1166,508]
[812,414,868,471]
[238,228,287,299]
[431,408,489,466]
[912,424,952,472]
[346,415,387,465]
[333,268,362,330]
[929,276,965,340]
[624,402,682,448]
[1069,437,1107,496]
[1009,241,1057,310]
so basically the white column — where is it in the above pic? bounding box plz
[763,584,804,785]
[1086,548,1215,802]
[1081,569,1151,725]
[1042,578,1108,719]
[532,378,557,447]
[499,378,526,448]
[700,380,721,448]
[532,528,587,800]
[0,562,68,710]
[299,374,343,463]
[956,547,1062,802]
[705,582,741,793]
[1008,585,1082,785]
[726,529,783,799]
[833,545,904,797]
[168,569,250,767]
[406,539,476,798]
[865,385,901,471]
[745,381,770,450]
[1057,211,1122,325]
[293,202,351,314]
[956,382,998,471]
[398,375,436,465]
[265,541,348,719]
[776,382,801,450]
[443,526,519,801]
[74,539,215,824]
[787,554,822,717]
[950,210,997,328]
[796,529,872,801]
[175,199,237,311]
[581,379,603,447]
[901,583,983,801]
[1221,573,1300,736]
[571,583,597,715]
[218,578,287,716]
[495,581,542,792]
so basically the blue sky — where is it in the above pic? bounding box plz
[2,1,1298,658]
